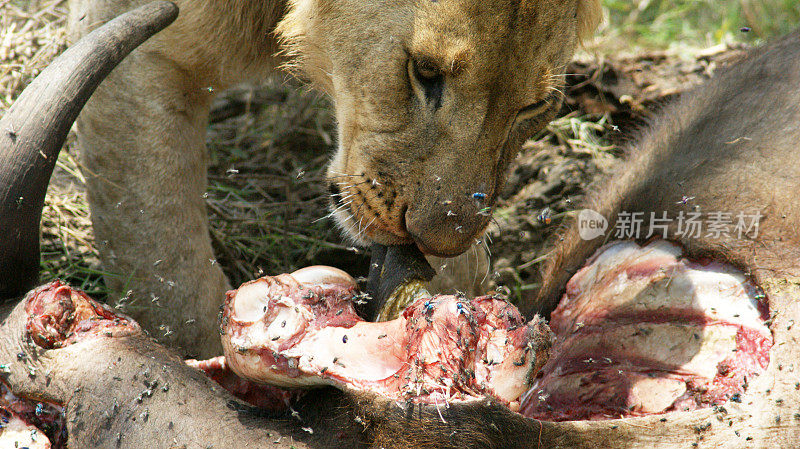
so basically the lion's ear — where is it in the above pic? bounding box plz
[577,0,602,41]
[275,0,311,47]
[275,0,335,93]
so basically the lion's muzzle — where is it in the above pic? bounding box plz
[404,178,494,257]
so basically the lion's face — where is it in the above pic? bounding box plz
[278,0,600,257]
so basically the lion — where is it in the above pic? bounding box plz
[65,0,601,357]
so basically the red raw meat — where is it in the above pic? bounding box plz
[220,266,554,409]
[520,240,773,421]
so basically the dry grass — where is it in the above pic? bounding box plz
[203,82,369,289]
[0,0,67,110]
[40,149,110,296]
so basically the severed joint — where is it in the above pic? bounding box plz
[220,265,553,409]
[24,280,141,349]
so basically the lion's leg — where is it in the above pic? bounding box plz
[74,46,227,358]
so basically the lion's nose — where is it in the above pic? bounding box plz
[405,192,491,258]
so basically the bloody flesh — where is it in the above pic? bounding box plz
[220,266,553,409]
[0,383,64,449]
[520,240,772,421]
[220,241,772,421]
[2,239,774,445]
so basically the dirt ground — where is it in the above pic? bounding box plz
[0,0,754,306]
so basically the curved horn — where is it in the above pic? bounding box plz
[0,1,179,300]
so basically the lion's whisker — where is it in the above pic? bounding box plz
[328,171,362,178]
[314,199,354,222]
[471,244,479,289]
[481,239,492,285]
[355,216,377,240]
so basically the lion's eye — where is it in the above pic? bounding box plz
[410,58,444,109]
[515,92,560,121]
[518,98,549,116]
[413,59,439,81]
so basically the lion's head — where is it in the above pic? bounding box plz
[277,0,601,257]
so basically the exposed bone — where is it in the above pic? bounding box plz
[290,265,356,288]
[0,410,51,449]
[185,356,297,410]
[221,268,553,406]
[4,272,800,448]
[220,242,774,422]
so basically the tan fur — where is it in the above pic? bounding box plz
[67,0,600,357]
